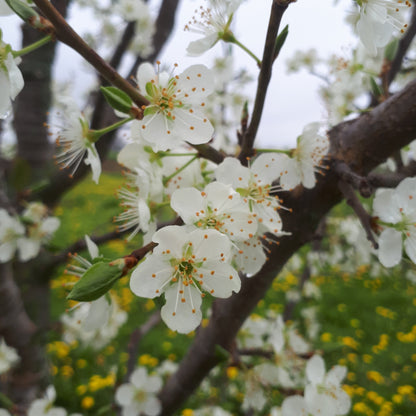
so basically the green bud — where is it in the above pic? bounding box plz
[384,38,399,62]
[5,0,38,21]
[100,86,133,115]
[274,24,289,60]
[67,261,123,302]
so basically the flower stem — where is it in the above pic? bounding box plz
[91,117,133,141]
[230,38,261,66]
[161,152,199,158]
[163,155,198,186]
[12,35,52,57]
[256,148,291,156]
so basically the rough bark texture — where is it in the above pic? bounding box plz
[0,263,44,407]
[159,77,416,414]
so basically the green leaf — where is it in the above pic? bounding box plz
[100,86,133,115]
[384,38,399,62]
[5,0,38,21]
[274,24,289,59]
[67,261,123,302]
[370,77,382,98]
[214,344,230,362]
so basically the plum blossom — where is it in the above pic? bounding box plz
[27,385,67,416]
[54,103,101,184]
[279,122,329,190]
[184,0,243,56]
[373,176,416,267]
[19,216,60,263]
[114,0,149,22]
[115,168,157,242]
[215,153,288,236]
[115,367,162,416]
[282,355,350,416]
[170,181,257,242]
[0,338,19,374]
[137,62,214,151]
[356,0,412,56]
[0,37,24,119]
[0,206,59,263]
[0,209,25,262]
[130,226,240,333]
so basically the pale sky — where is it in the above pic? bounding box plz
[0,0,356,148]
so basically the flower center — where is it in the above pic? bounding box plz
[135,389,147,403]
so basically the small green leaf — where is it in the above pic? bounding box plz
[100,86,133,114]
[370,77,382,98]
[214,344,230,362]
[67,261,123,302]
[384,38,399,61]
[274,24,289,60]
[5,0,38,21]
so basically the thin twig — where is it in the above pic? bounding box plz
[124,311,161,381]
[333,161,373,197]
[238,0,289,164]
[338,179,378,249]
[31,0,149,109]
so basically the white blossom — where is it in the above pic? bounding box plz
[0,338,19,374]
[130,226,240,333]
[356,0,412,56]
[215,153,288,237]
[137,62,214,151]
[373,176,416,267]
[184,0,243,56]
[171,181,257,243]
[282,355,350,416]
[0,38,24,119]
[0,209,25,263]
[115,367,162,416]
[54,103,101,184]
[279,123,329,190]
[27,386,67,416]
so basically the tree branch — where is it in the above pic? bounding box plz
[338,179,378,249]
[31,0,149,108]
[238,0,289,163]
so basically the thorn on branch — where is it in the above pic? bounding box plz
[338,179,379,249]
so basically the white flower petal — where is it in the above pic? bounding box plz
[161,284,203,333]
[282,396,307,416]
[85,235,99,259]
[306,355,325,385]
[215,157,250,188]
[198,261,240,298]
[115,384,135,406]
[378,228,402,267]
[130,255,173,298]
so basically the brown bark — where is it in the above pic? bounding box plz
[0,263,45,408]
